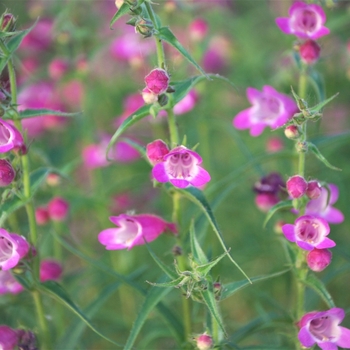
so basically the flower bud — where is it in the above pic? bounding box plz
[284,125,300,140]
[0,325,18,350]
[255,193,279,213]
[146,139,169,165]
[135,18,154,38]
[0,159,15,187]
[299,40,321,65]
[48,58,69,80]
[115,0,124,8]
[40,259,63,282]
[196,333,213,350]
[296,141,308,153]
[307,248,332,272]
[266,137,284,153]
[142,87,158,104]
[35,207,50,225]
[189,18,208,42]
[46,173,61,187]
[17,329,37,350]
[286,175,307,199]
[1,13,16,32]
[47,197,69,221]
[306,180,322,200]
[144,68,170,95]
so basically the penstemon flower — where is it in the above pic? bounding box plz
[0,229,30,271]
[0,119,26,154]
[0,270,24,295]
[98,213,177,250]
[282,215,335,251]
[233,85,297,136]
[306,248,332,272]
[275,1,330,40]
[298,308,350,349]
[151,145,211,188]
[0,325,18,350]
[144,68,170,95]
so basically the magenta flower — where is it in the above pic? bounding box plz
[189,18,208,42]
[282,215,335,251]
[306,184,344,224]
[307,248,332,272]
[233,86,297,136]
[0,229,30,271]
[0,270,24,295]
[196,333,213,350]
[0,119,26,154]
[98,213,177,250]
[47,197,69,222]
[276,1,330,40]
[299,40,321,65]
[144,69,170,95]
[40,259,63,282]
[286,175,308,199]
[0,159,16,187]
[298,308,350,349]
[146,139,170,166]
[0,325,18,350]
[152,145,211,189]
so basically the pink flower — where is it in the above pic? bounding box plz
[305,180,322,200]
[144,69,170,95]
[152,145,211,189]
[255,193,279,213]
[286,175,308,199]
[0,159,16,187]
[282,215,335,251]
[48,58,69,80]
[0,270,24,294]
[0,120,26,154]
[305,184,344,224]
[298,308,350,349]
[189,18,208,42]
[0,229,30,271]
[233,86,297,136]
[20,18,53,52]
[173,90,199,115]
[35,207,50,225]
[306,248,332,272]
[0,325,18,350]
[40,259,63,282]
[98,213,177,250]
[299,40,321,65]
[276,1,330,40]
[47,197,69,222]
[266,137,284,153]
[142,87,158,105]
[196,333,213,350]
[146,139,170,166]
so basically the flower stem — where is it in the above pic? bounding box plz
[167,107,179,147]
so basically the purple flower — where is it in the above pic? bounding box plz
[282,215,335,251]
[0,229,30,270]
[298,308,350,349]
[286,175,308,199]
[152,145,211,189]
[0,119,26,154]
[98,214,177,250]
[0,325,18,350]
[40,259,63,282]
[0,270,24,295]
[276,1,330,40]
[233,86,297,136]
[0,159,16,187]
[306,248,332,272]
[144,68,170,95]
[306,184,344,224]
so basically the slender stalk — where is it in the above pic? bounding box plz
[167,107,179,146]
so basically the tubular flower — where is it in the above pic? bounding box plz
[0,119,26,154]
[98,213,177,250]
[276,1,330,40]
[305,184,344,224]
[0,270,24,294]
[0,229,30,270]
[233,86,297,136]
[152,145,211,188]
[298,308,350,349]
[282,215,335,251]
[0,325,18,350]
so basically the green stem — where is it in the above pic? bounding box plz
[167,107,179,146]
[212,312,220,346]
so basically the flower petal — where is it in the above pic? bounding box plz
[318,342,338,350]
[190,167,211,188]
[298,326,316,348]
[233,109,252,129]
[170,179,190,188]
[296,240,314,251]
[282,224,296,242]
[316,237,336,249]
[337,326,350,348]
[152,163,169,183]
[275,18,292,34]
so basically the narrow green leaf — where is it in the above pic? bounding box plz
[17,108,81,120]
[302,273,335,308]
[56,281,121,350]
[308,68,325,102]
[308,142,342,171]
[158,27,207,77]
[308,93,338,114]
[221,269,290,300]
[201,282,226,335]
[176,186,250,282]
[263,200,293,228]
[124,277,174,350]
[105,105,150,160]
[196,251,229,277]
[110,2,131,29]
[147,276,184,288]
[145,242,178,280]
[189,220,208,265]
[37,281,123,346]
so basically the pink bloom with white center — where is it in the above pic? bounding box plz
[98,213,177,250]
[276,1,330,40]
[306,184,344,224]
[0,325,18,350]
[0,119,26,154]
[0,229,30,271]
[40,259,63,282]
[298,308,350,349]
[47,197,69,222]
[233,86,298,137]
[282,215,335,251]
[144,69,170,95]
[307,248,332,272]
[0,270,24,294]
[152,145,211,189]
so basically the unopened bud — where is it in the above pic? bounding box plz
[296,141,308,153]
[196,333,213,350]
[306,180,322,199]
[306,248,332,272]
[48,197,69,221]
[255,193,279,213]
[142,87,158,104]
[35,207,50,225]
[284,125,300,140]
[135,18,154,38]
[0,159,15,187]
[1,13,16,32]
[299,40,321,65]
[189,18,208,42]
[46,173,61,187]
[145,68,170,95]
[146,139,169,165]
[286,175,307,199]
